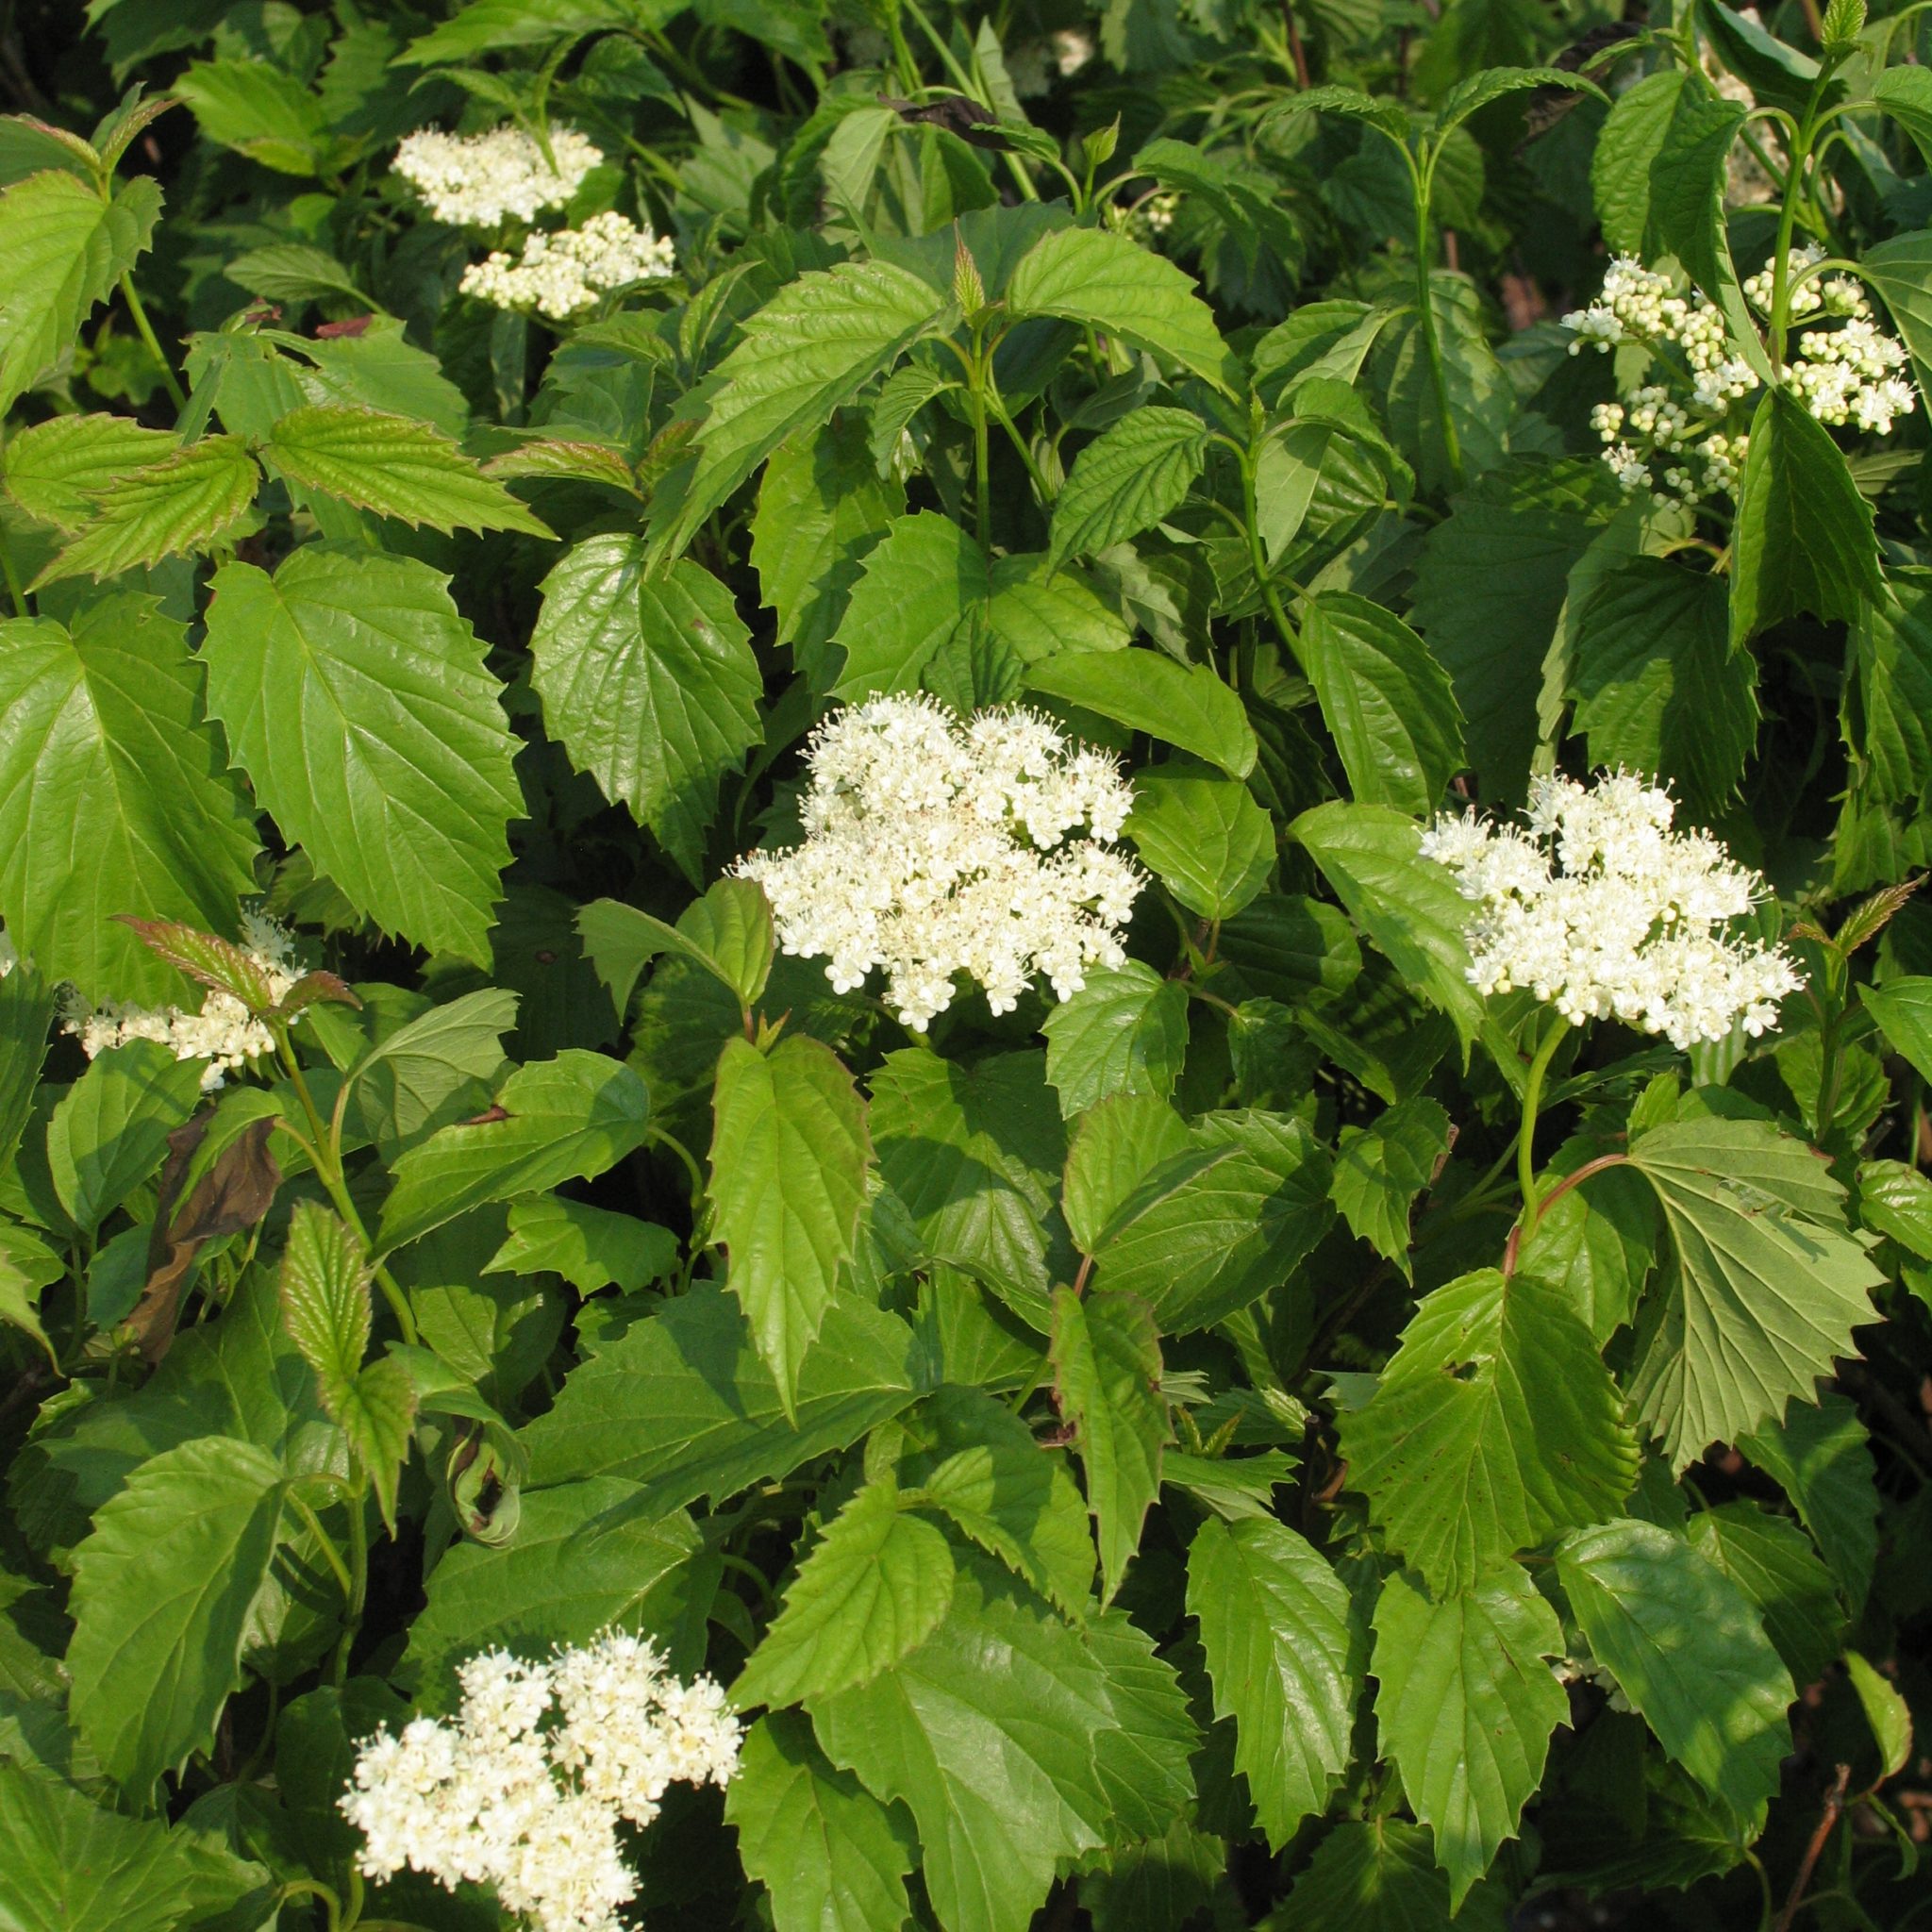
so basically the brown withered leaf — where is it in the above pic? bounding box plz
[880,94,1014,150]
[127,1113,281,1362]
[1517,18,1649,149]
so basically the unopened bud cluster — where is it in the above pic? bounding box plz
[393,123,675,324]
[734,694,1142,1030]
[1563,248,1914,504]
[58,911,301,1091]
[460,211,676,320]
[1420,771,1804,1049]
[341,1634,741,1932]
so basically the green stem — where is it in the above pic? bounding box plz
[647,1124,708,1206]
[287,1488,355,1603]
[899,0,1039,202]
[1410,154,1464,491]
[1236,435,1303,663]
[1514,1018,1571,1241]
[1767,58,1846,365]
[332,1474,370,1686]
[117,271,186,414]
[967,337,991,552]
[276,1881,344,1932]
[275,1028,418,1345]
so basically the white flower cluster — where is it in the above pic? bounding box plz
[58,910,299,1092]
[734,694,1142,1030]
[1562,249,1916,503]
[392,124,602,227]
[1420,771,1804,1049]
[342,1634,741,1932]
[459,211,676,320]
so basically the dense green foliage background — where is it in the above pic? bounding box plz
[11,0,1932,1927]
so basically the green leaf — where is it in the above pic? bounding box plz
[1024,651,1257,779]
[378,1051,650,1253]
[1858,229,1932,389]
[710,1034,872,1410]
[0,600,258,1004]
[1126,771,1274,921]
[828,509,986,700]
[1265,83,1410,142]
[1047,407,1209,570]
[402,1480,706,1699]
[870,1048,1069,1324]
[728,1711,918,1932]
[531,539,763,880]
[1410,459,1617,803]
[1331,1095,1452,1278]
[67,1435,285,1802]
[1572,558,1757,815]
[1377,274,1514,498]
[1084,1606,1199,1838]
[1284,1818,1509,1931]
[1291,802,1485,1046]
[1844,1651,1911,1779]
[1873,67,1932,166]
[1187,1516,1360,1849]
[1859,977,1932,1085]
[1,412,178,532]
[1050,1288,1168,1605]
[1557,1518,1794,1824]
[1685,1502,1845,1686]
[1299,592,1463,818]
[1372,1563,1568,1906]
[397,0,642,59]
[345,986,519,1159]
[578,878,774,1017]
[0,1758,269,1932]
[202,546,521,967]
[46,1038,204,1234]
[1729,387,1882,650]
[0,1240,58,1371]
[658,260,953,558]
[1007,225,1237,394]
[486,1196,678,1294]
[738,1477,956,1708]
[1739,1390,1878,1610]
[276,1200,369,1394]
[1341,1269,1639,1595]
[262,406,553,536]
[0,171,159,417]
[812,1555,1118,1932]
[521,1284,923,1509]
[904,1384,1096,1616]
[1625,1118,1884,1469]
[1091,1109,1332,1332]
[1041,962,1189,1119]
[175,58,329,174]
[277,1201,415,1528]
[31,435,260,588]
[752,412,903,678]
[223,242,369,308]
[1432,63,1605,137]
[1591,71,1762,375]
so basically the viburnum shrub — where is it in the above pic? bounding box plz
[14,0,1932,1927]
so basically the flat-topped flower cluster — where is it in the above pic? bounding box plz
[1563,248,1915,505]
[392,124,603,227]
[392,122,675,320]
[460,210,676,320]
[342,1634,741,1932]
[1421,771,1804,1048]
[735,694,1142,1030]
[58,910,300,1091]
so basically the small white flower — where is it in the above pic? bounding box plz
[59,912,303,1091]
[392,123,602,227]
[460,210,676,320]
[733,694,1143,1031]
[342,1633,741,1932]
[1420,771,1805,1050]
